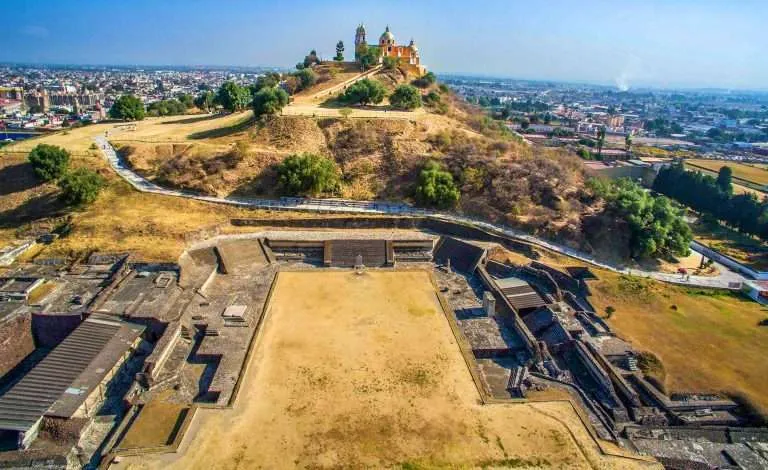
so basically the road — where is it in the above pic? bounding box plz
[95,135,746,289]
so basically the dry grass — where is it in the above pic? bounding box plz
[119,399,188,449]
[692,219,768,271]
[121,271,653,469]
[589,270,768,415]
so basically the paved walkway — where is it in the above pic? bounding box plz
[95,136,745,289]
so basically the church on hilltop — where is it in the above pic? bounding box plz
[354,24,421,67]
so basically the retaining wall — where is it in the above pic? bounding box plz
[0,313,35,377]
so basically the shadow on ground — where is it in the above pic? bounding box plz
[0,162,41,196]
[187,116,256,140]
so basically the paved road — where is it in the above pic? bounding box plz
[95,136,745,289]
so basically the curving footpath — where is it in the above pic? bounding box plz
[95,136,745,290]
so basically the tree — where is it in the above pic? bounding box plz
[109,95,145,121]
[357,44,381,70]
[178,93,195,109]
[28,144,70,182]
[389,84,422,110]
[147,99,187,116]
[251,72,282,94]
[415,161,460,208]
[382,56,400,70]
[716,166,733,195]
[342,78,386,106]
[216,81,251,112]
[625,133,633,155]
[252,87,289,119]
[412,71,437,88]
[302,49,320,68]
[334,41,345,61]
[592,178,692,258]
[276,153,340,196]
[57,168,105,205]
[596,126,606,160]
[294,68,317,91]
[194,90,216,112]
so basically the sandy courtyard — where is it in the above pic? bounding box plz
[121,270,656,469]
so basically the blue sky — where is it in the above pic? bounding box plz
[2,0,766,90]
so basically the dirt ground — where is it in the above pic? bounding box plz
[119,270,655,469]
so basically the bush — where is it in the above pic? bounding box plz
[382,56,400,70]
[423,91,441,106]
[58,168,105,205]
[415,161,460,208]
[28,144,70,182]
[341,78,386,106]
[412,71,437,88]
[216,81,251,112]
[276,153,340,196]
[389,85,422,110]
[109,95,145,121]
[147,98,187,116]
[294,68,317,91]
[252,87,289,119]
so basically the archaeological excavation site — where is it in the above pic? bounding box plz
[1,216,766,469]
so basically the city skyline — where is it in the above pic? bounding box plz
[1,0,767,90]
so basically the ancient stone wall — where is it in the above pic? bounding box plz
[0,313,35,377]
[31,312,83,349]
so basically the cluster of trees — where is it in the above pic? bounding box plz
[27,144,104,205]
[109,95,145,121]
[356,44,381,70]
[216,81,252,112]
[590,177,692,258]
[644,117,684,137]
[414,161,460,208]
[147,98,190,116]
[276,153,340,196]
[340,79,424,111]
[296,49,321,70]
[653,163,768,239]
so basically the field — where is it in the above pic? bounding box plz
[686,159,768,187]
[120,271,653,469]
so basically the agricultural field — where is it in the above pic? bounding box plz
[121,270,652,469]
[685,158,768,187]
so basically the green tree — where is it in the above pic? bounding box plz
[591,178,692,258]
[251,72,282,94]
[342,78,386,106]
[596,126,606,160]
[178,93,195,109]
[415,161,460,208]
[194,90,216,112]
[216,81,251,112]
[294,68,317,91]
[357,44,381,70]
[389,84,422,110]
[382,56,400,70]
[276,153,340,196]
[252,87,289,119]
[716,166,733,195]
[625,133,633,155]
[412,71,437,88]
[334,41,345,61]
[303,49,320,68]
[28,144,70,182]
[109,95,145,121]
[57,168,105,205]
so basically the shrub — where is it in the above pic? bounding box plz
[294,68,317,91]
[28,144,70,182]
[342,78,386,106]
[252,87,289,119]
[58,168,105,205]
[382,56,400,70]
[389,85,422,110]
[276,153,340,196]
[412,71,437,88]
[414,161,459,208]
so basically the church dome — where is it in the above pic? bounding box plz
[380,25,394,43]
[356,23,365,33]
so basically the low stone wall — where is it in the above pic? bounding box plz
[0,313,35,377]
